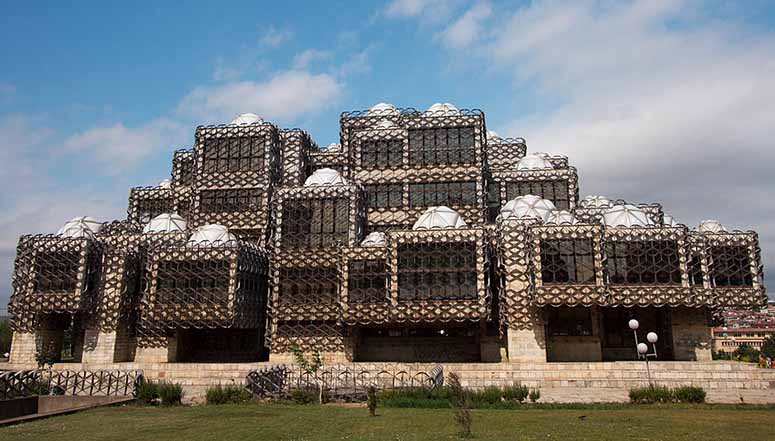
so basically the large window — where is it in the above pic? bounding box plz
[34,251,82,293]
[604,241,681,285]
[281,198,350,247]
[506,180,570,210]
[540,239,596,284]
[710,246,753,287]
[364,184,403,208]
[408,182,477,208]
[360,139,403,169]
[199,189,262,213]
[202,136,264,173]
[279,267,339,304]
[408,127,476,166]
[348,259,388,303]
[397,242,477,301]
[155,260,231,304]
[546,307,593,336]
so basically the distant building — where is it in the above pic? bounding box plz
[713,327,775,353]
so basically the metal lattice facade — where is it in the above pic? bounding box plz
[5,104,767,364]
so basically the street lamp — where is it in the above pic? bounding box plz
[629,319,659,386]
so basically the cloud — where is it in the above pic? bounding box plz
[64,117,186,173]
[438,1,492,48]
[293,49,333,70]
[259,26,292,48]
[384,0,463,21]
[475,0,775,292]
[340,50,372,77]
[177,70,343,124]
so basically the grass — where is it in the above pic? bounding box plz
[2,403,775,441]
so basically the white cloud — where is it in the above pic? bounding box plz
[293,49,333,69]
[178,70,343,124]
[438,1,492,48]
[64,117,185,173]
[384,0,463,21]
[340,50,372,77]
[259,26,292,48]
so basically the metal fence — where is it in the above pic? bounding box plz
[0,369,144,400]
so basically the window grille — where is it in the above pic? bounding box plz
[202,136,264,173]
[408,182,477,208]
[506,180,570,210]
[279,267,339,304]
[360,139,403,168]
[710,245,753,287]
[605,240,681,285]
[200,189,262,213]
[364,184,403,208]
[281,198,350,247]
[155,260,231,304]
[33,251,82,293]
[408,127,475,166]
[348,259,388,303]
[397,242,477,301]
[540,239,596,284]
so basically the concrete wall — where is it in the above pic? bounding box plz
[672,307,712,361]
[9,332,37,365]
[507,325,546,362]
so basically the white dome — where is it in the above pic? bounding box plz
[698,219,727,233]
[500,195,556,222]
[546,210,576,225]
[324,143,341,152]
[230,113,263,125]
[59,223,96,239]
[360,232,387,247]
[158,178,172,189]
[663,214,678,227]
[516,154,554,170]
[581,195,613,208]
[187,224,237,246]
[487,130,502,141]
[426,102,460,115]
[374,119,398,129]
[367,102,399,116]
[143,213,187,234]
[413,206,467,230]
[57,216,102,236]
[602,204,653,228]
[304,168,348,186]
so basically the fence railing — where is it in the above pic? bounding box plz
[0,369,144,400]
[245,364,444,399]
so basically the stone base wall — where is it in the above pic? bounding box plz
[672,307,712,361]
[135,337,178,363]
[506,327,546,362]
[269,351,350,364]
[9,332,37,364]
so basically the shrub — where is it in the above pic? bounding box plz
[629,385,673,404]
[290,386,328,405]
[137,380,159,404]
[157,381,184,406]
[528,388,541,403]
[469,386,502,406]
[503,383,530,403]
[448,373,472,438]
[673,386,706,404]
[378,386,452,408]
[761,335,775,359]
[206,384,253,405]
[367,386,378,416]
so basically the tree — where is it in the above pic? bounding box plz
[760,335,775,359]
[290,344,324,404]
[448,372,472,438]
[733,343,760,363]
[0,318,11,356]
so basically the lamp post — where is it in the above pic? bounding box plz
[629,319,659,386]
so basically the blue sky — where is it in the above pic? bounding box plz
[1,0,775,310]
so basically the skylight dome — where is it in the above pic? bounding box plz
[663,214,678,227]
[158,178,172,189]
[324,143,341,152]
[413,206,467,230]
[367,102,399,116]
[143,213,187,234]
[361,231,387,247]
[698,219,727,233]
[374,119,398,129]
[426,102,460,115]
[487,130,502,141]
[58,223,96,239]
[57,216,102,236]
[581,195,613,208]
[546,210,576,225]
[187,224,237,246]
[516,153,554,170]
[304,168,348,186]
[602,205,653,228]
[230,113,263,125]
[499,195,556,222]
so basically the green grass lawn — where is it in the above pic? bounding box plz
[2,403,774,441]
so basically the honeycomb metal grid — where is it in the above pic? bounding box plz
[136,239,269,347]
[530,224,607,307]
[575,201,665,225]
[341,247,391,325]
[172,149,194,188]
[189,187,272,246]
[193,123,282,189]
[8,235,100,332]
[279,128,314,187]
[492,166,580,212]
[387,228,491,324]
[486,137,527,170]
[127,186,192,224]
